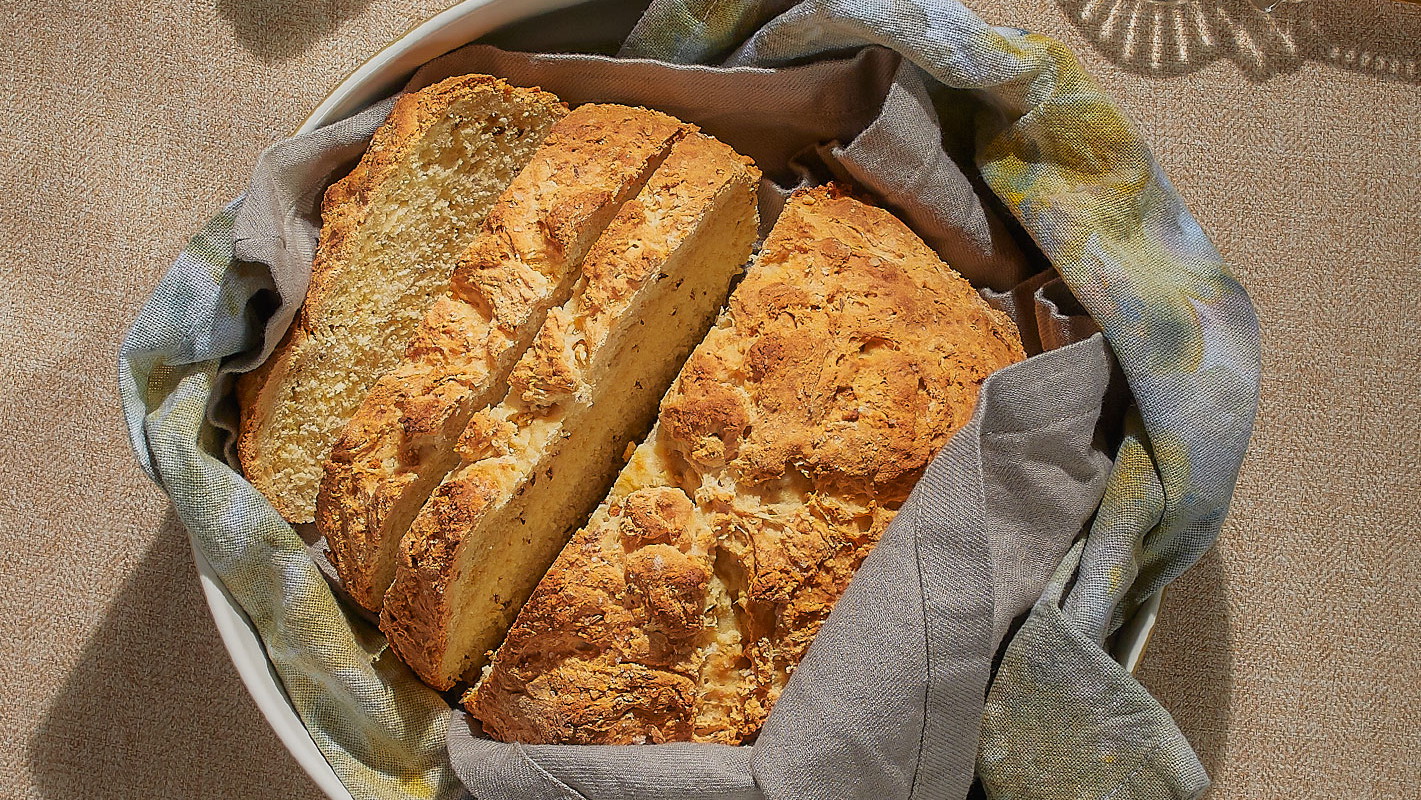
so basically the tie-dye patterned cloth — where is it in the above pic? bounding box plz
[118,2,1259,799]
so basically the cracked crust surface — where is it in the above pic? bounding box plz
[469,184,1026,745]
[318,105,691,612]
[236,75,566,523]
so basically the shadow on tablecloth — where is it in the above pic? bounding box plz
[1060,0,1420,84]
[26,510,321,800]
[214,0,373,63]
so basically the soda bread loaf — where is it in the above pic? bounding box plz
[468,185,1026,745]
[380,132,760,690]
[237,75,566,523]
[318,106,693,613]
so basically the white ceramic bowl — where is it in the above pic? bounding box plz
[194,2,1162,795]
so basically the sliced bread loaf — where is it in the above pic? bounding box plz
[469,185,1026,744]
[237,75,566,523]
[318,105,693,612]
[379,132,760,690]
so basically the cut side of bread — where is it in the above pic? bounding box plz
[318,105,693,613]
[237,75,567,523]
[380,132,761,691]
[469,184,1026,745]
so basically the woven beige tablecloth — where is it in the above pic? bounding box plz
[1,1,1416,797]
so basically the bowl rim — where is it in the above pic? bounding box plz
[197,0,1163,795]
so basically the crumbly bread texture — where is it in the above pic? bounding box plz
[380,132,760,690]
[469,185,1026,745]
[236,75,567,523]
[319,105,691,613]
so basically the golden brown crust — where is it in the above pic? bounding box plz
[236,75,566,523]
[470,184,1026,745]
[319,106,693,614]
[379,132,760,691]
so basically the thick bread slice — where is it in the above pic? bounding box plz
[319,106,692,612]
[380,132,760,690]
[237,75,567,523]
[469,185,1026,744]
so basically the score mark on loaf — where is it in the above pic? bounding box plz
[378,127,761,691]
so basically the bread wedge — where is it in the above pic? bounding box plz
[237,75,567,523]
[469,184,1026,744]
[318,105,693,612]
[380,132,760,690]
